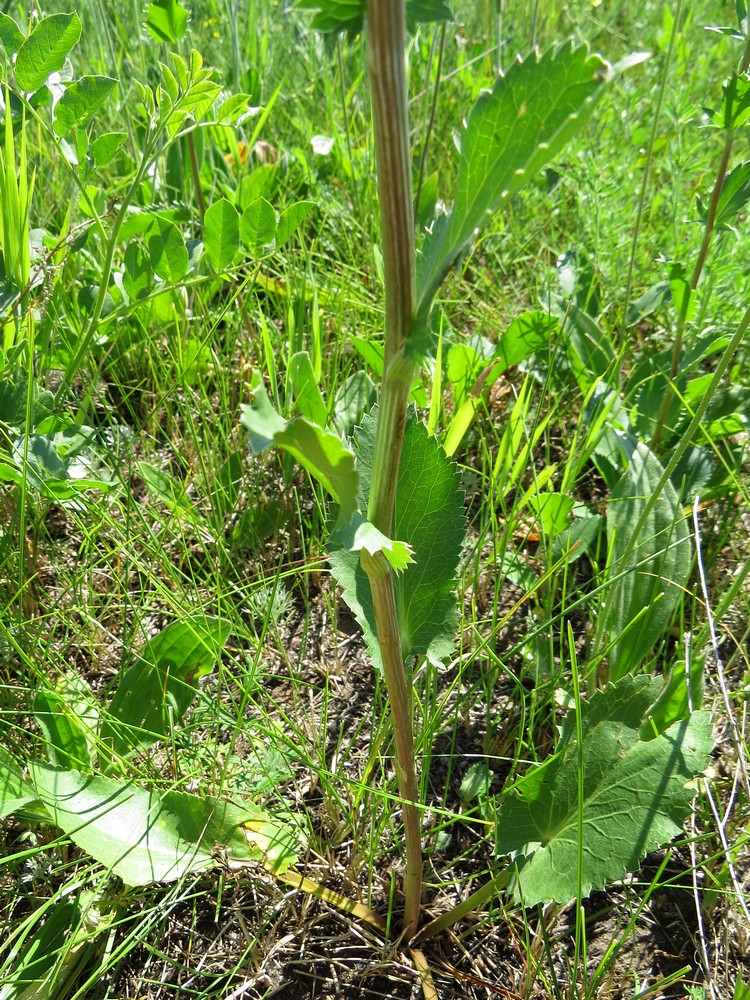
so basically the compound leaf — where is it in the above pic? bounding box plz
[496,675,713,906]
[53,75,117,136]
[203,198,240,271]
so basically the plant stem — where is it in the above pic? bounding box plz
[651,27,750,449]
[364,0,422,938]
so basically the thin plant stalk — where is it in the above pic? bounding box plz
[651,24,750,448]
[362,0,421,938]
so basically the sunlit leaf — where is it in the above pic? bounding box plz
[147,216,188,282]
[203,198,240,271]
[30,764,300,884]
[100,617,231,758]
[146,0,189,43]
[15,13,82,93]
[0,13,25,56]
[53,75,117,136]
[90,131,127,167]
[329,410,465,668]
[415,43,612,351]
[496,675,713,906]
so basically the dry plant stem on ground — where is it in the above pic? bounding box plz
[363,0,422,938]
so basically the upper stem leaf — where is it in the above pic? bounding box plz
[415,42,615,342]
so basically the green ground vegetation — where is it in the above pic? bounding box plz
[0,1,748,998]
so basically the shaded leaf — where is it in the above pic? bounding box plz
[697,160,750,231]
[496,675,713,906]
[606,443,692,678]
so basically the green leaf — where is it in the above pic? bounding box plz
[626,281,671,327]
[288,351,327,427]
[496,675,713,906]
[15,13,82,93]
[240,371,359,532]
[296,0,365,34]
[336,513,415,573]
[100,617,231,758]
[137,461,192,513]
[416,43,610,335]
[90,131,127,167]
[8,431,111,499]
[0,13,25,56]
[407,0,453,26]
[123,242,153,301]
[0,900,82,1000]
[460,763,493,805]
[328,410,465,668]
[527,491,574,540]
[276,200,315,248]
[334,371,377,438]
[148,216,188,282]
[240,197,276,251]
[606,443,692,679]
[557,301,616,389]
[33,672,99,771]
[203,198,240,271]
[0,746,39,819]
[494,311,560,373]
[697,160,750,231]
[297,0,451,34]
[639,657,705,739]
[146,0,189,43]
[53,75,117,136]
[29,764,300,884]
